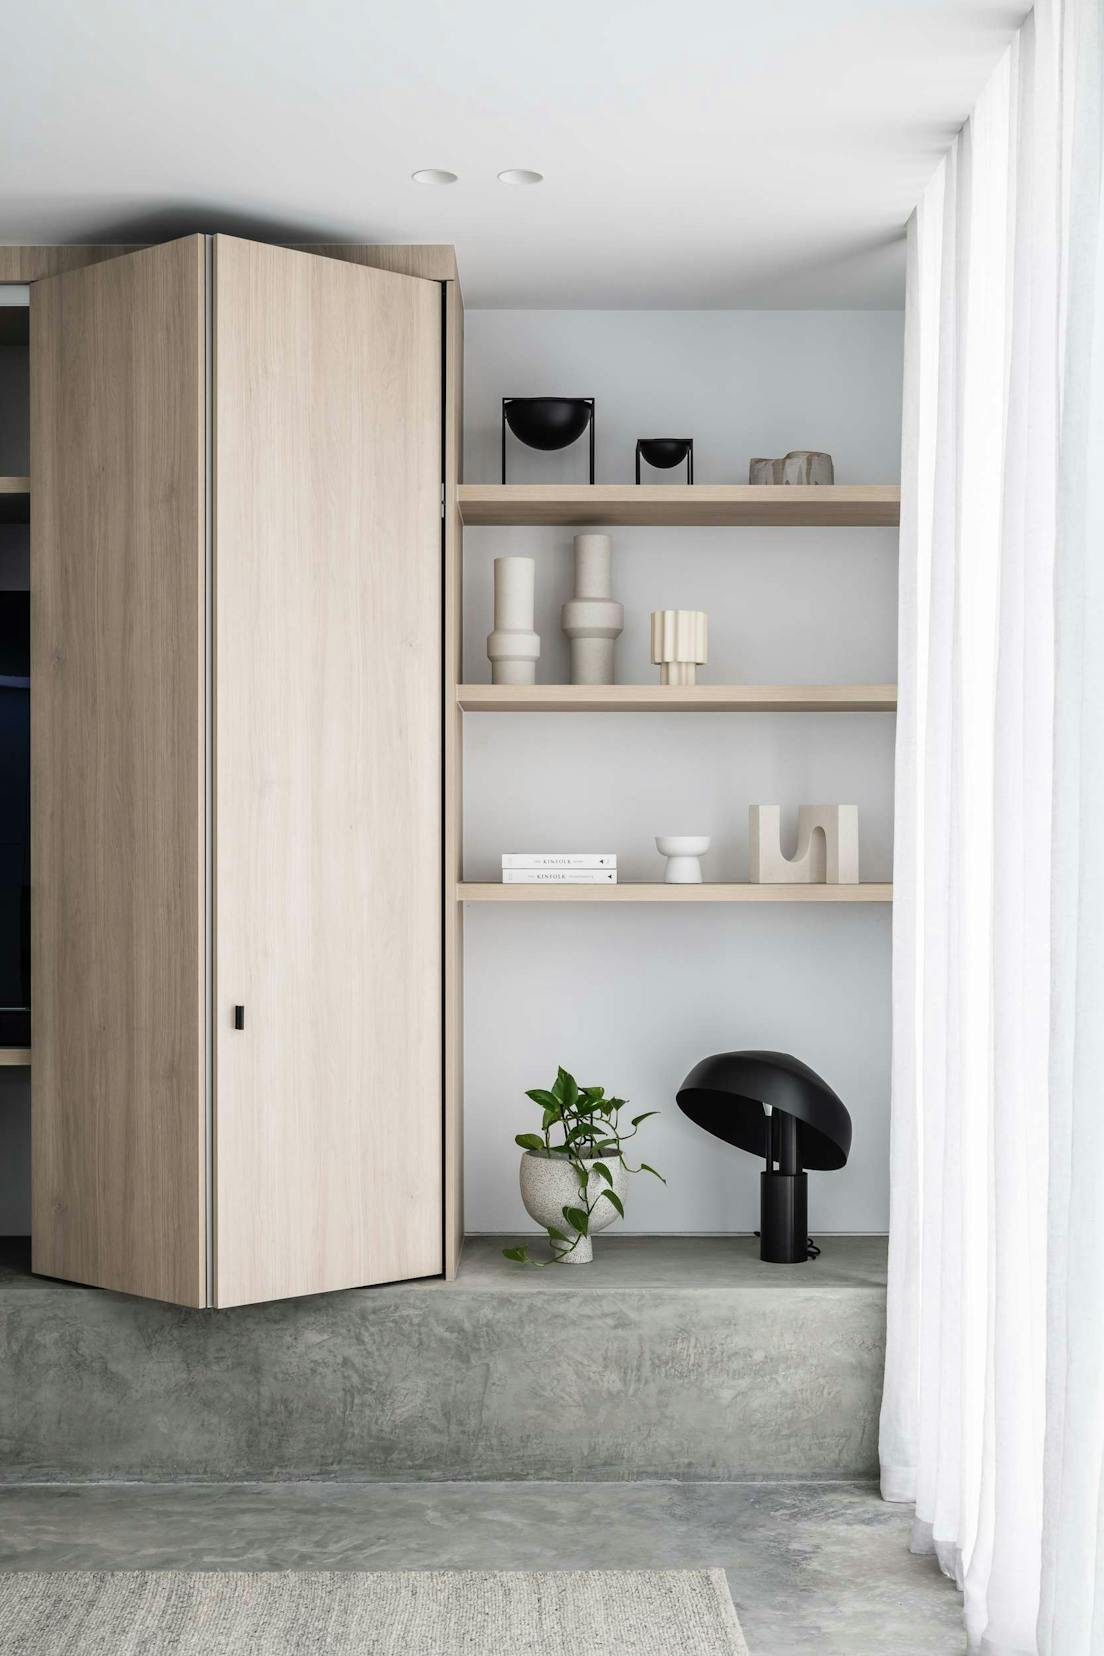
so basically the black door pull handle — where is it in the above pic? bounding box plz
[234,1005,245,1030]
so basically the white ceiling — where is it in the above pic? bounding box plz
[3,0,1030,308]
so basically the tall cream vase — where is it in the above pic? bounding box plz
[486,555,540,685]
[561,534,623,684]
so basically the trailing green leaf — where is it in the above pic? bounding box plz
[504,1068,665,1266]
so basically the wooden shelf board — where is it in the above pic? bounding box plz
[0,1049,31,1067]
[0,477,30,524]
[456,883,892,904]
[458,483,900,528]
[457,684,897,713]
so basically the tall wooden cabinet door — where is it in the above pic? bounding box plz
[31,237,207,1306]
[212,237,443,1307]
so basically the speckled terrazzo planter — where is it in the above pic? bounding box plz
[519,1151,626,1263]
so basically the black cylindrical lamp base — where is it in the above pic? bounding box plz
[759,1171,808,1263]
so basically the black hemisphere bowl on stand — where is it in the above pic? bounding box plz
[635,438,694,483]
[502,398,595,483]
[676,1050,852,1263]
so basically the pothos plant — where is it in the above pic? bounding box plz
[503,1065,665,1266]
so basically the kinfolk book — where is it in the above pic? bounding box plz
[501,853,617,870]
[501,868,618,885]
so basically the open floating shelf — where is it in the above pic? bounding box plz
[458,684,897,713]
[457,483,900,528]
[0,1049,31,1067]
[0,477,30,524]
[457,883,892,903]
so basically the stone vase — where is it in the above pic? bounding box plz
[561,534,624,685]
[781,450,834,485]
[749,451,834,485]
[519,1150,626,1264]
[486,556,540,685]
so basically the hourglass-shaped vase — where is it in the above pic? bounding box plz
[561,535,624,685]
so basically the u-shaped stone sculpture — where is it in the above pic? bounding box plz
[748,804,859,884]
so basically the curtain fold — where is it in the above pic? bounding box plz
[1040,2,1104,1649]
[880,1,1104,1650]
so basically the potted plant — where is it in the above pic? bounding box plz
[503,1066,665,1265]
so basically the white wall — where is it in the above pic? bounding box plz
[462,309,903,1236]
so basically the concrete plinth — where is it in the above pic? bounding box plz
[0,1235,886,1482]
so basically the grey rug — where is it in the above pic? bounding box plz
[0,1568,749,1654]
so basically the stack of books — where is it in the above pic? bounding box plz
[501,853,617,886]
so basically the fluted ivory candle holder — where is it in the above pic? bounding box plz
[650,609,708,686]
[487,556,540,685]
[561,534,624,685]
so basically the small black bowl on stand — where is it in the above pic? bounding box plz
[635,438,694,484]
[502,398,595,483]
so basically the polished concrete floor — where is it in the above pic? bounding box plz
[0,1480,964,1655]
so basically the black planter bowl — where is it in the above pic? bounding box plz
[504,397,593,452]
[636,437,694,483]
[637,438,692,469]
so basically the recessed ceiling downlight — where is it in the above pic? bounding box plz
[411,168,458,185]
[497,169,543,185]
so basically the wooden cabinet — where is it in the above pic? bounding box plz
[30,235,453,1307]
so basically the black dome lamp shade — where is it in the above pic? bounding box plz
[676,1051,852,1264]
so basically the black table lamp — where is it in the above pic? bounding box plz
[676,1050,852,1263]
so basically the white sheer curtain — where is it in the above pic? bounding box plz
[881,1,1104,1651]
[1040,1,1104,1648]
